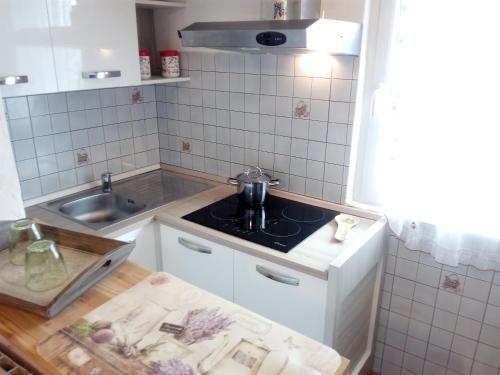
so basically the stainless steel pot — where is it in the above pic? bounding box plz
[228,166,279,206]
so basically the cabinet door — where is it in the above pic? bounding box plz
[234,251,327,342]
[112,222,159,271]
[46,0,141,91]
[0,0,58,97]
[160,225,233,301]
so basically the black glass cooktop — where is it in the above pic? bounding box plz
[182,194,339,253]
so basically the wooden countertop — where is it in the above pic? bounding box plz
[0,262,349,375]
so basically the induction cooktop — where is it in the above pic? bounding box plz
[182,194,339,253]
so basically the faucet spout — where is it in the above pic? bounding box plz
[101,172,112,193]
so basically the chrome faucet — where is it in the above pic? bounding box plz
[101,172,112,193]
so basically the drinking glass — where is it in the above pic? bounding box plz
[25,240,68,292]
[8,218,43,266]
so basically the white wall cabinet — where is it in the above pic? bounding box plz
[46,0,141,91]
[0,0,58,97]
[111,221,160,271]
[160,225,234,301]
[234,251,328,342]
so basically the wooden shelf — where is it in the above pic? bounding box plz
[139,76,190,85]
[135,0,186,9]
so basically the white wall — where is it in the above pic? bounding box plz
[0,98,25,220]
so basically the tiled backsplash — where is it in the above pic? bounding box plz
[157,52,358,203]
[375,237,500,375]
[3,86,160,201]
[3,52,357,204]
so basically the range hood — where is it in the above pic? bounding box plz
[179,19,362,56]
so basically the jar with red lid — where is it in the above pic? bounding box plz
[139,50,151,80]
[160,50,180,78]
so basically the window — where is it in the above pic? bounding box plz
[348,0,500,269]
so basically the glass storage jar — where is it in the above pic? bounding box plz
[160,50,180,78]
[139,50,151,80]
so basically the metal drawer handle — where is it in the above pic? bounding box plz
[0,75,28,86]
[178,237,212,254]
[82,71,121,79]
[256,265,299,286]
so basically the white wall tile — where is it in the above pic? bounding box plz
[471,361,497,375]
[244,94,259,113]
[277,76,294,97]
[276,55,295,76]
[459,297,486,321]
[307,141,326,162]
[433,309,458,332]
[289,175,305,194]
[229,54,244,73]
[429,326,453,349]
[411,301,434,324]
[475,343,500,368]
[311,78,331,100]
[215,53,229,72]
[310,100,330,121]
[463,277,491,303]
[455,316,481,340]
[417,264,442,288]
[274,96,292,118]
[452,334,477,359]
[330,79,352,102]
[9,118,33,140]
[28,95,49,117]
[37,154,58,176]
[414,283,438,306]
[406,335,428,358]
[329,101,350,123]
[16,159,39,180]
[259,95,275,115]
[6,97,29,119]
[396,258,419,280]
[244,54,260,74]
[260,75,276,95]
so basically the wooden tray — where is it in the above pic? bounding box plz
[0,222,135,318]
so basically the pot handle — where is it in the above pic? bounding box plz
[269,179,280,186]
[228,178,239,185]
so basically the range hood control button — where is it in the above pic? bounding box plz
[256,32,287,46]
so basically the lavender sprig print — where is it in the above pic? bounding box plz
[150,359,194,375]
[176,308,233,345]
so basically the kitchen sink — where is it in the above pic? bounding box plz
[44,192,146,230]
[39,170,213,231]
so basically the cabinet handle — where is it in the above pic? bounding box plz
[256,265,300,286]
[82,71,121,79]
[0,75,28,86]
[178,237,212,254]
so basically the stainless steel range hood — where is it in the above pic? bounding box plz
[179,19,362,56]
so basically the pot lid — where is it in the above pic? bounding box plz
[236,166,272,183]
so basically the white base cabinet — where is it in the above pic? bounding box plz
[160,226,234,301]
[159,224,327,342]
[111,221,160,271]
[234,251,327,342]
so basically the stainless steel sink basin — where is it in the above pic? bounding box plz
[44,192,146,230]
[40,170,213,231]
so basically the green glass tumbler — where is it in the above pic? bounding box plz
[25,240,68,292]
[8,218,43,266]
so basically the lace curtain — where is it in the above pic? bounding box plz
[359,0,500,269]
